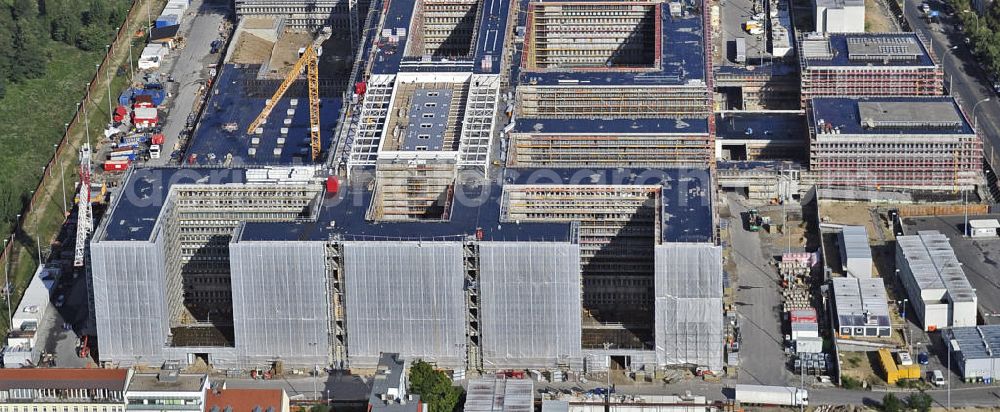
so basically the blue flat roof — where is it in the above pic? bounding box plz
[101,167,248,241]
[716,112,806,141]
[802,32,935,68]
[102,166,713,245]
[371,0,509,75]
[517,0,706,86]
[238,177,574,242]
[473,0,510,74]
[810,96,973,135]
[186,65,342,165]
[511,117,710,134]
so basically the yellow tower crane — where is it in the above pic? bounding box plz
[246,32,328,161]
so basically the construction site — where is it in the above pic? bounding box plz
[797,32,944,106]
[807,96,982,190]
[82,0,725,378]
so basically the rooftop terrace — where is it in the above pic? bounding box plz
[800,32,936,68]
[810,97,973,136]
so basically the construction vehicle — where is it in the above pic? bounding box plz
[747,209,763,232]
[77,335,90,359]
[246,28,331,161]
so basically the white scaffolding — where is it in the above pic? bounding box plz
[654,243,723,371]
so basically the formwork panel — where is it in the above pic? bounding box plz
[342,241,466,369]
[654,243,723,371]
[478,242,583,370]
[91,233,170,366]
[229,239,331,368]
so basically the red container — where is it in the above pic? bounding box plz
[151,133,165,145]
[326,176,340,193]
[789,308,818,324]
[103,160,131,172]
[354,81,367,95]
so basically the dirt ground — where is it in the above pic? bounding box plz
[267,32,315,77]
[865,0,898,32]
[230,32,274,65]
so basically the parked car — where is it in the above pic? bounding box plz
[918,352,930,365]
[931,370,946,386]
[54,294,65,307]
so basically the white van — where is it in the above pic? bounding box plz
[150,144,161,159]
[931,370,945,386]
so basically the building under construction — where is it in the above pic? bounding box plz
[89,0,723,375]
[508,0,714,169]
[235,0,356,30]
[808,97,981,190]
[797,32,943,107]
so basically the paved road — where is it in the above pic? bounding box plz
[903,0,1000,176]
[725,194,791,387]
[147,0,228,166]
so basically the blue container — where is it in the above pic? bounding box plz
[155,15,177,28]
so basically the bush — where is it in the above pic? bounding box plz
[842,375,863,389]
[881,393,903,412]
[907,391,933,412]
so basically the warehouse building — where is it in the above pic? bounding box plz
[464,378,534,412]
[895,231,978,331]
[839,225,872,278]
[798,32,943,106]
[814,0,865,33]
[947,325,1000,381]
[831,277,891,337]
[808,97,981,191]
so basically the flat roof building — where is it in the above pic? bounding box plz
[798,32,942,106]
[896,231,978,331]
[815,0,864,33]
[808,97,980,191]
[464,378,533,412]
[125,371,208,412]
[947,325,1000,380]
[839,225,873,278]
[831,277,891,337]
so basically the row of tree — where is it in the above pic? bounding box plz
[0,0,130,98]
[951,0,1000,79]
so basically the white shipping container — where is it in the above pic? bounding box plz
[795,337,823,353]
[791,322,819,339]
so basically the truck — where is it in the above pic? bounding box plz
[920,2,930,14]
[747,209,763,232]
[734,384,808,407]
[103,159,131,172]
[109,149,138,161]
[735,37,747,64]
[149,144,162,159]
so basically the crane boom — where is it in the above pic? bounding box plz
[245,46,317,135]
[73,144,92,267]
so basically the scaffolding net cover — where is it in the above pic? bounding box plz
[654,243,723,370]
[230,239,331,367]
[342,241,467,369]
[479,242,582,370]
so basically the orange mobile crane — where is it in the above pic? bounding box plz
[246,29,330,161]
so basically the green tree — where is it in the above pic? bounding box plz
[10,18,47,81]
[881,393,903,412]
[46,0,80,45]
[11,0,37,20]
[0,6,16,80]
[906,391,933,412]
[409,360,463,412]
[76,23,106,51]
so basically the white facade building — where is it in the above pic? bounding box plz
[896,231,978,331]
[814,0,865,33]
